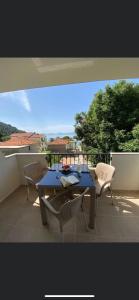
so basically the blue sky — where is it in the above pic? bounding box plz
[0,78,139,134]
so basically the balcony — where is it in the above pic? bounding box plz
[1,152,139,242]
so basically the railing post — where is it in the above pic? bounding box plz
[49,154,52,167]
[110,152,112,165]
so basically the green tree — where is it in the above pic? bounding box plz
[74,80,139,152]
[0,135,10,142]
[119,124,139,151]
[62,136,71,140]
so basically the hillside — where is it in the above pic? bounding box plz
[0,122,25,141]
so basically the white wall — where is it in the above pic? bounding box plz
[111,153,139,190]
[47,144,67,153]
[30,144,40,153]
[0,153,48,202]
[16,153,48,184]
[0,146,30,156]
[0,154,20,202]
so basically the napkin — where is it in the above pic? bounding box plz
[60,175,79,187]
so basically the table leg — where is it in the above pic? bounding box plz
[38,188,48,225]
[88,188,96,229]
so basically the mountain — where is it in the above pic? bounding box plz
[45,132,75,140]
[0,121,25,140]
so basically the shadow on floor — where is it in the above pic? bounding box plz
[1,186,139,242]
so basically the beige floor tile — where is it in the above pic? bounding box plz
[95,216,123,238]
[1,186,139,242]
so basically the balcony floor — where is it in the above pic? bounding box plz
[1,186,139,242]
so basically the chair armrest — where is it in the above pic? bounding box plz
[24,176,35,185]
[41,196,60,215]
[100,180,112,194]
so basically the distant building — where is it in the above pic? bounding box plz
[47,138,78,153]
[47,138,70,153]
[0,132,45,155]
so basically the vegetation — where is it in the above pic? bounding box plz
[45,150,62,166]
[0,121,25,142]
[49,138,54,142]
[74,80,139,153]
[62,136,72,140]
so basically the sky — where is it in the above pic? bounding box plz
[0,78,139,134]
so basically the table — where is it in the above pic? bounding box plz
[36,164,96,229]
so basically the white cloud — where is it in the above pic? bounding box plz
[0,90,31,112]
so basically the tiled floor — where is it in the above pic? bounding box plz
[1,186,139,242]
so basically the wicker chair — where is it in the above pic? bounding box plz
[41,187,89,233]
[23,162,48,201]
[90,162,115,204]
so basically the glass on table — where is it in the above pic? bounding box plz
[55,164,60,179]
[77,164,82,177]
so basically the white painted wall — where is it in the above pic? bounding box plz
[16,153,48,184]
[0,153,48,202]
[0,154,20,202]
[30,144,41,153]
[111,153,139,190]
[0,146,30,156]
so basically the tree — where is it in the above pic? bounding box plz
[0,135,10,142]
[0,121,25,141]
[62,136,71,140]
[74,80,139,152]
[119,124,139,151]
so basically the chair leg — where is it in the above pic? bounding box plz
[81,198,91,232]
[81,195,84,211]
[109,187,114,205]
[26,184,30,201]
[59,220,64,242]
[82,210,89,232]
[96,194,99,209]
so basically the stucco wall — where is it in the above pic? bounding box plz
[30,144,41,153]
[0,146,30,156]
[47,144,67,153]
[0,154,20,202]
[111,153,139,190]
[0,153,48,202]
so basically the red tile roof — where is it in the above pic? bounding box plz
[0,137,36,146]
[11,132,44,138]
[0,132,44,146]
[48,138,70,145]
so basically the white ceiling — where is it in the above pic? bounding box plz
[0,58,139,93]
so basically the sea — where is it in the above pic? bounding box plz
[45,132,75,141]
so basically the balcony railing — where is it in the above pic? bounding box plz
[45,152,111,168]
[1,152,139,203]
